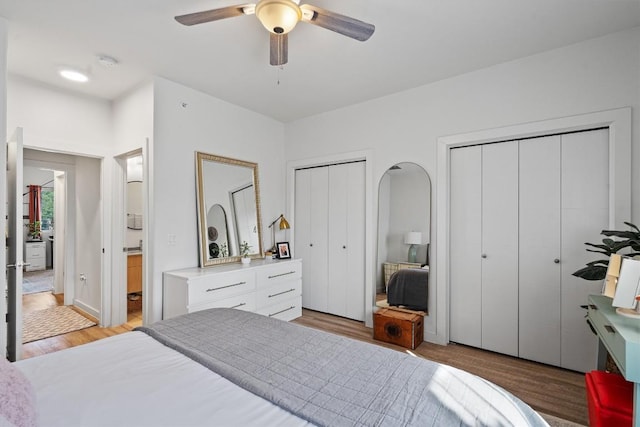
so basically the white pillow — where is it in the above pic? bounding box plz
[0,358,36,427]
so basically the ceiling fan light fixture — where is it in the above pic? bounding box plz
[255,0,301,34]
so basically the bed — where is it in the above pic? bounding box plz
[6,308,549,427]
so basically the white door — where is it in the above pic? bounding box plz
[519,135,562,367]
[560,129,608,372]
[327,162,365,321]
[6,128,24,361]
[295,167,329,312]
[481,141,519,356]
[449,145,482,347]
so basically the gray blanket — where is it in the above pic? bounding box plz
[136,309,548,427]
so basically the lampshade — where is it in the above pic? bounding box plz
[279,216,290,230]
[404,232,422,245]
[255,0,301,34]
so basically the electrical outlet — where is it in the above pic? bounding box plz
[168,234,177,246]
[79,273,86,281]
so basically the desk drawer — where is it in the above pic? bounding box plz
[188,271,255,306]
[589,306,626,375]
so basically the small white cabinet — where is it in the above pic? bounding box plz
[163,258,302,321]
[25,241,46,272]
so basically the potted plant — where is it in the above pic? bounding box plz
[240,241,252,264]
[573,222,640,281]
[26,221,41,241]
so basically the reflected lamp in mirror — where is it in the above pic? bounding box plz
[404,231,422,263]
[268,214,290,252]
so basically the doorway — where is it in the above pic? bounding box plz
[20,149,103,353]
[124,154,144,328]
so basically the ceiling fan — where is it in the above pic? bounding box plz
[175,0,375,66]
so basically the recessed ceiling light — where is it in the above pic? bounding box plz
[59,68,89,83]
[97,55,119,67]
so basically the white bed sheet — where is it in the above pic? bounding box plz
[15,331,312,427]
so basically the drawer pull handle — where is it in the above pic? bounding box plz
[206,281,246,292]
[268,271,296,279]
[268,288,296,298]
[269,306,296,317]
[604,325,616,334]
[230,302,246,309]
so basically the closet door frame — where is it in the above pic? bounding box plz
[287,150,375,326]
[436,108,631,345]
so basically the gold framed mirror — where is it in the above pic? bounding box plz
[195,152,264,266]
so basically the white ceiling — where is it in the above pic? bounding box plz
[1,0,639,122]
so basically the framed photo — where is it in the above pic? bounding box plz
[276,242,291,259]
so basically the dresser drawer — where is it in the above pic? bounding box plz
[188,270,255,306]
[190,293,256,313]
[256,261,301,288]
[256,297,301,321]
[256,279,301,309]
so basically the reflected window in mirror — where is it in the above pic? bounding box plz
[196,152,264,267]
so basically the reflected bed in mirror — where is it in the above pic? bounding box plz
[195,152,264,267]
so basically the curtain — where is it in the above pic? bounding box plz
[28,185,42,223]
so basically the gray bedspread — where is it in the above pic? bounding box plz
[136,309,548,427]
[387,269,428,311]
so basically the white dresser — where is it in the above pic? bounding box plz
[163,258,302,322]
[25,241,46,272]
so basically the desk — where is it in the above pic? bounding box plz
[588,294,640,427]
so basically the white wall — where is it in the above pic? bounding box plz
[73,156,102,317]
[284,27,640,343]
[8,75,112,155]
[8,77,113,321]
[149,77,285,323]
[113,82,153,156]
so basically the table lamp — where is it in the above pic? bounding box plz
[268,214,290,253]
[404,231,422,263]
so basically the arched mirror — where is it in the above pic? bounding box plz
[376,162,431,310]
[206,204,230,259]
[196,152,264,267]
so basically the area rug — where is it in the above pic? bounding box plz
[23,306,96,343]
[22,269,54,295]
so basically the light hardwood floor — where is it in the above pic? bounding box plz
[21,292,588,425]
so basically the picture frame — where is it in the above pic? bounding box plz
[276,242,291,259]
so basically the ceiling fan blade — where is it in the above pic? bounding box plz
[270,33,288,66]
[175,4,254,26]
[300,4,374,41]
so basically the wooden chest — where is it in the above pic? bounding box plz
[373,308,424,350]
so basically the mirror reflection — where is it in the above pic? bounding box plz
[376,162,431,310]
[127,181,143,230]
[196,152,263,266]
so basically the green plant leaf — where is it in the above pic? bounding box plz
[572,265,607,281]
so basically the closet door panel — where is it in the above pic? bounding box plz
[449,146,482,347]
[327,164,349,317]
[296,167,329,312]
[481,141,519,356]
[519,135,562,366]
[560,129,609,372]
[344,162,365,321]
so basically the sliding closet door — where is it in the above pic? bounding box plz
[560,129,608,372]
[449,146,482,348]
[295,167,329,312]
[327,162,365,321]
[481,141,519,356]
[519,135,562,367]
